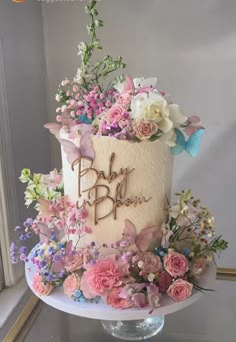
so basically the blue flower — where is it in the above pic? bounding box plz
[183,248,190,256]
[19,234,27,241]
[39,249,45,256]
[74,290,82,298]
[79,296,87,303]
[48,247,54,254]
[14,226,21,231]
[51,234,57,241]
[26,232,33,239]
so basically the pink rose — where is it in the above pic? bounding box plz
[158,271,173,293]
[106,105,125,122]
[32,273,53,296]
[80,255,130,299]
[106,288,133,309]
[190,257,207,276]
[167,279,193,302]
[134,118,158,140]
[164,252,189,277]
[136,252,163,274]
[64,252,84,272]
[63,273,81,297]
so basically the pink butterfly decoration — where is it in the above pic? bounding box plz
[44,123,61,140]
[60,131,95,165]
[123,219,159,252]
[122,75,135,94]
[44,118,75,139]
[184,115,204,136]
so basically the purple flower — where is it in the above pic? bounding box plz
[14,226,21,231]
[19,246,27,254]
[20,254,27,262]
[26,218,33,225]
[26,232,33,239]
[10,242,17,252]
[19,234,27,241]
[48,247,54,254]
[46,275,53,282]
[11,257,18,264]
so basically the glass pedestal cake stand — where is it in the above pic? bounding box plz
[25,245,215,341]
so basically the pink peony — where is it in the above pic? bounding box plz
[137,252,163,274]
[190,257,207,276]
[106,105,125,122]
[32,273,53,296]
[106,288,133,309]
[134,118,158,140]
[80,255,130,299]
[158,271,173,293]
[63,273,81,298]
[164,252,189,277]
[167,279,193,302]
[64,252,84,272]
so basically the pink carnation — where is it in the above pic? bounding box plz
[64,252,84,272]
[63,273,81,298]
[106,105,125,122]
[32,273,53,296]
[106,288,133,309]
[164,252,189,277]
[80,255,130,299]
[167,279,193,302]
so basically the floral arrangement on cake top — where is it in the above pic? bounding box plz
[45,0,204,156]
[11,175,227,309]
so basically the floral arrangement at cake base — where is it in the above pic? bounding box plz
[11,173,227,311]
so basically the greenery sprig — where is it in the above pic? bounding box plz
[78,0,126,91]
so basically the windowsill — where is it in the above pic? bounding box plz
[0,278,28,328]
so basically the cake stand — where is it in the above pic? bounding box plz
[25,246,215,340]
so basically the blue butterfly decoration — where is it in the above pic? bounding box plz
[171,128,205,157]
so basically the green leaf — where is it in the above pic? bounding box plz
[94,19,104,27]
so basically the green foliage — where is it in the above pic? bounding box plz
[78,0,126,91]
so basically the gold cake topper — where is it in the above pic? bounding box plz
[72,153,151,225]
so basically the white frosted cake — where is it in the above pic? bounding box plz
[61,133,173,247]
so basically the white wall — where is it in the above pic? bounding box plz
[0,0,50,222]
[42,0,236,268]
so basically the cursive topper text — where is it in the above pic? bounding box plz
[72,153,151,225]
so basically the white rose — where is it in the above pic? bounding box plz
[131,92,173,132]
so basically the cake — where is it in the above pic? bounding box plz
[11,0,227,310]
[60,123,173,248]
